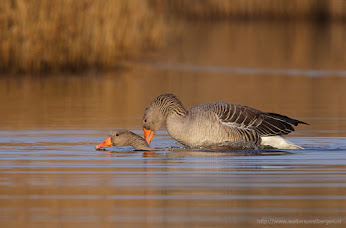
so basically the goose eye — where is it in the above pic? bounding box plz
[115,134,119,136]
[144,119,147,123]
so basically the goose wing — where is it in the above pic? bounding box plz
[194,102,307,137]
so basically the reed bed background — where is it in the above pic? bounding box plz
[0,0,345,73]
[0,0,165,73]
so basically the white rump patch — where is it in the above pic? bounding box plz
[260,136,302,149]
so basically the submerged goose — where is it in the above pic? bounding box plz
[142,94,308,149]
[96,129,154,151]
[95,129,252,151]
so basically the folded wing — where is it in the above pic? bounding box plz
[196,102,308,137]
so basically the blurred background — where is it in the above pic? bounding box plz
[0,0,345,132]
[1,2,346,228]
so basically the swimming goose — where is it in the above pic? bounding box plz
[96,129,154,151]
[142,94,308,149]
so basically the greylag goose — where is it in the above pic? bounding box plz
[96,129,154,151]
[142,94,308,149]
[95,129,252,151]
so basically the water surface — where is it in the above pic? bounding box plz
[1,130,346,227]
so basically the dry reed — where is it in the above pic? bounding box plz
[0,0,164,73]
[0,0,345,73]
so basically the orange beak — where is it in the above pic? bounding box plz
[143,128,155,144]
[95,136,112,149]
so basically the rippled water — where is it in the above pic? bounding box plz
[1,130,346,227]
[1,21,346,227]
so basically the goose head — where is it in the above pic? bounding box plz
[95,129,151,150]
[142,94,187,144]
[142,105,166,144]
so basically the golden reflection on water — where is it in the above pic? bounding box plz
[1,152,346,227]
[162,21,346,70]
[1,21,346,227]
[0,70,345,136]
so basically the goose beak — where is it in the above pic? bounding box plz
[144,128,155,144]
[95,136,112,149]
